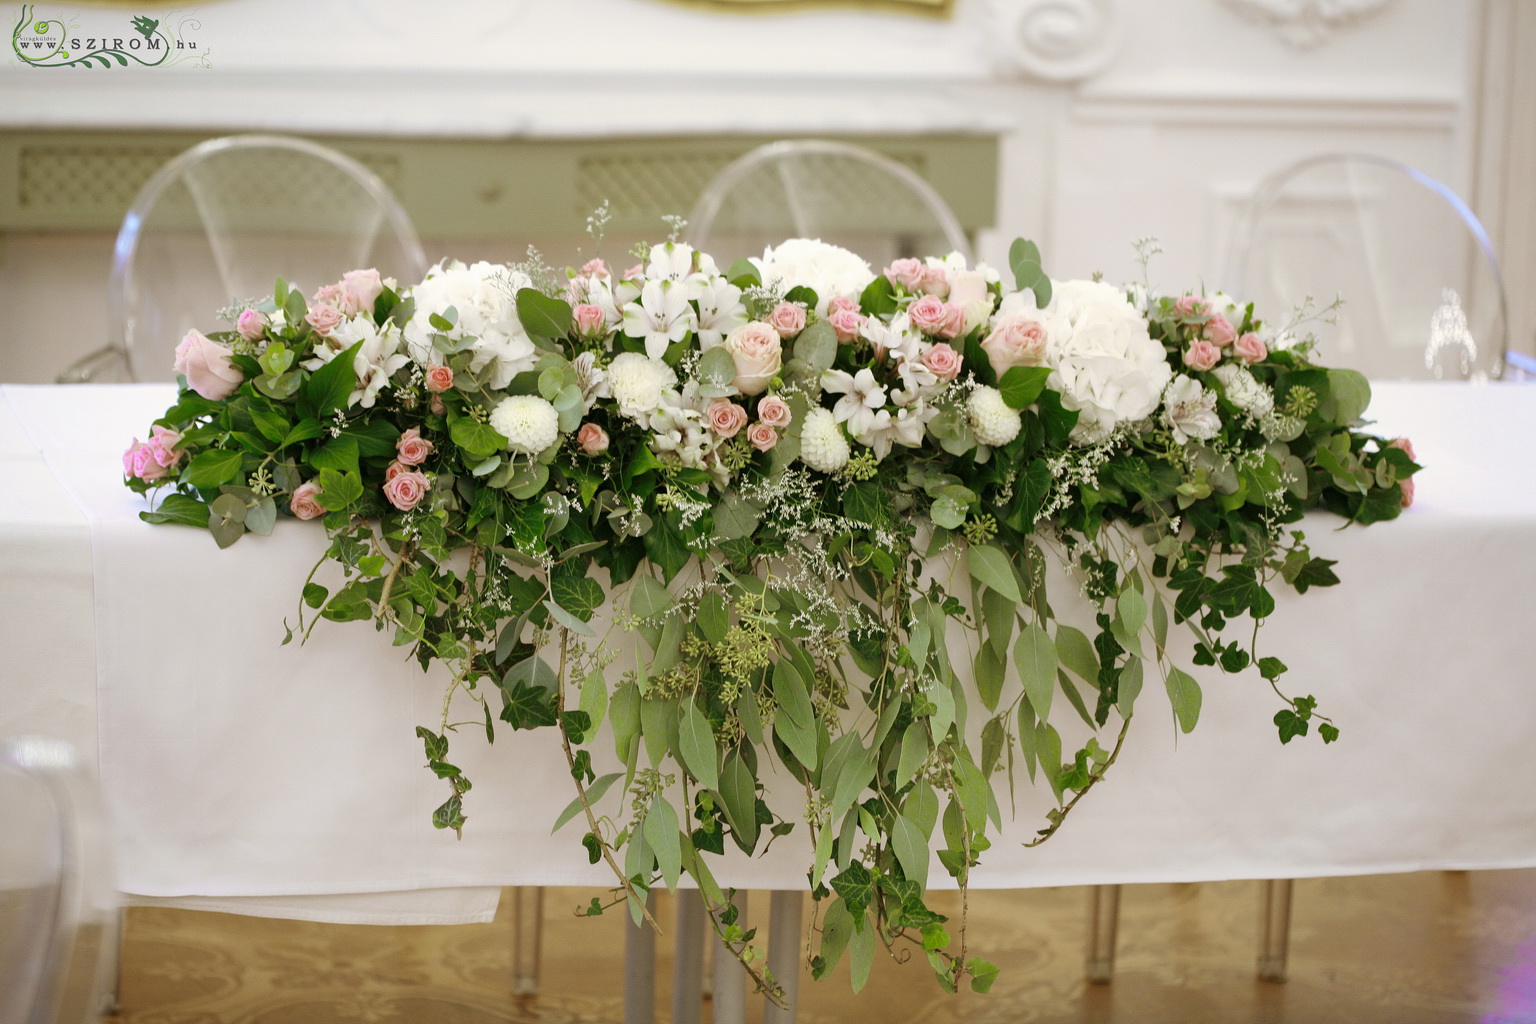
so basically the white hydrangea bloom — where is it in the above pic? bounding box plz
[967,385,1022,447]
[403,260,536,390]
[1162,375,1221,444]
[490,395,560,455]
[753,238,875,315]
[800,407,851,473]
[607,352,678,420]
[1212,363,1275,418]
[1001,279,1171,445]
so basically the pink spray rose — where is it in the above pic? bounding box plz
[756,395,792,428]
[827,295,861,317]
[395,427,434,466]
[1184,340,1222,372]
[429,394,447,416]
[340,269,384,315]
[766,301,807,339]
[424,364,454,393]
[289,480,328,520]
[236,309,267,341]
[706,399,749,438]
[383,469,430,511]
[1174,296,1212,319]
[573,304,608,338]
[173,329,243,400]
[827,307,866,343]
[908,295,954,337]
[1389,437,1417,508]
[723,322,783,396]
[923,342,964,382]
[884,258,927,292]
[576,422,609,455]
[1204,314,1237,348]
[121,425,183,483]
[980,316,1048,377]
[305,303,344,335]
[579,258,610,281]
[1234,332,1267,365]
[747,422,779,453]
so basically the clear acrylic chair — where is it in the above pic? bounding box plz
[0,736,117,1023]
[59,134,429,383]
[1223,152,1509,381]
[686,140,973,267]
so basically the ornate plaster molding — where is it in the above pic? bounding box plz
[1218,0,1396,50]
[988,0,1121,83]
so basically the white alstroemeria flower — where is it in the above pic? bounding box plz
[571,351,611,412]
[586,278,625,330]
[877,313,926,365]
[696,277,748,351]
[645,242,708,301]
[303,316,409,409]
[822,367,888,436]
[894,351,939,395]
[623,279,698,360]
[1163,375,1222,444]
[856,401,934,460]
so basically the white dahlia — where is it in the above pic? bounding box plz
[607,352,678,420]
[490,395,560,455]
[967,386,1022,447]
[800,407,850,474]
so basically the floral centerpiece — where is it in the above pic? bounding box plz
[124,232,1417,1000]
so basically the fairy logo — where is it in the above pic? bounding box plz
[10,4,210,68]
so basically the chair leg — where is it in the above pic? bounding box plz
[672,890,706,1024]
[711,891,749,1024]
[1257,879,1294,982]
[762,891,802,1024]
[624,892,656,1024]
[101,906,124,1014]
[1086,884,1122,983]
[511,887,543,996]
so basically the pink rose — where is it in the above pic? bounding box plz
[573,303,608,338]
[946,269,988,308]
[766,302,807,339]
[980,316,1047,377]
[172,329,243,400]
[1184,340,1222,372]
[1389,438,1417,508]
[723,322,783,397]
[827,295,860,317]
[916,265,949,296]
[236,309,267,341]
[122,431,180,482]
[577,422,609,455]
[1234,332,1267,365]
[1204,314,1237,347]
[827,308,866,343]
[383,469,430,511]
[395,427,434,466]
[1174,296,1211,319]
[290,480,327,521]
[747,422,778,453]
[923,342,963,382]
[885,258,927,292]
[312,283,344,307]
[908,295,953,337]
[706,399,749,438]
[429,394,447,416]
[939,303,966,339]
[305,303,344,335]
[756,395,792,428]
[580,258,610,281]
[424,364,454,393]
[340,269,384,316]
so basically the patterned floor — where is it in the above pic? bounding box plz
[111,871,1536,1023]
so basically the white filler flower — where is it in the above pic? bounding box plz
[490,395,560,455]
[607,352,678,420]
[967,385,1023,447]
[800,407,851,473]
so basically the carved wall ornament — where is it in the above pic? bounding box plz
[987,0,1121,83]
[1218,0,1396,50]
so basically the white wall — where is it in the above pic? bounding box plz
[1,0,1518,382]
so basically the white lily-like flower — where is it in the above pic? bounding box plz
[855,400,933,460]
[874,313,925,365]
[571,351,611,412]
[646,242,708,301]
[696,276,747,351]
[623,279,698,360]
[1163,375,1222,444]
[585,278,625,330]
[822,367,888,437]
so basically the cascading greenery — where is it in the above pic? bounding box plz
[127,236,1417,1000]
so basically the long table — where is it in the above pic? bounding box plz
[3,381,1534,926]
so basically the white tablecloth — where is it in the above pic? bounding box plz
[4,381,1535,925]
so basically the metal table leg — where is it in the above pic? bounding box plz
[1086,884,1122,983]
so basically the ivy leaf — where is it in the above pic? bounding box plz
[551,572,603,622]
[499,681,558,730]
[998,366,1052,410]
[139,493,211,528]
[831,862,873,915]
[643,512,690,582]
[1291,557,1340,594]
[186,449,243,489]
[450,417,507,459]
[1274,709,1309,744]
[968,957,1001,994]
[301,340,363,420]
